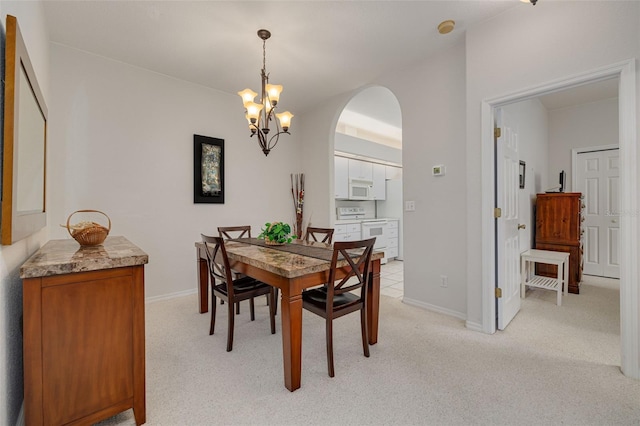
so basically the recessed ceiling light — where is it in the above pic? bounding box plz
[437,20,455,35]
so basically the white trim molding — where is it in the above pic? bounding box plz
[480,59,639,379]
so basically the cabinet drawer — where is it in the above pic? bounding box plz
[335,224,347,234]
[346,223,361,233]
[387,238,398,248]
[386,247,398,258]
[387,228,398,238]
[387,221,398,229]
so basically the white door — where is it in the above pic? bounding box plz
[576,148,620,278]
[496,108,521,330]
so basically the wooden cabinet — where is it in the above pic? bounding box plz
[385,220,399,259]
[334,156,349,199]
[334,223,362,242]
[348,158,373,181]
[372,163,386,200]
[535,193,583,294]
[21,237,148,425]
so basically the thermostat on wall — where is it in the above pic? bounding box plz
[432,165,446,176]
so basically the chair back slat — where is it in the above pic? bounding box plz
[304,227,334,244]
[218,225,251,240]
[327,238,375,300]
[201,234,236,297]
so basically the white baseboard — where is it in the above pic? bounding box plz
[464,320,485,333]
[145,288,198,304]
[401,297,466,321]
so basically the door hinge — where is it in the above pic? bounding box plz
[495,287,502,298]
[494,207,502,218]
[494,127,501,138]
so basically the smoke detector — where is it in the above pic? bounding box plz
[437,20,455,35]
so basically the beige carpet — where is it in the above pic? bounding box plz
[98,276,639,425]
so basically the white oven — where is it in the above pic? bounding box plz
[361,220,388,251]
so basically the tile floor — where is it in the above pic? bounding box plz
[379,259,404,299]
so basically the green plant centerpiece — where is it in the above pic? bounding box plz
[259,222,296,245]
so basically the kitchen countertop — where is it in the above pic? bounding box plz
[335,217,400,225]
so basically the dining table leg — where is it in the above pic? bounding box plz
[279,287,303,391]
[367,258,381,345]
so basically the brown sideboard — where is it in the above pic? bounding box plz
[535,192,583,294]
[20,236,148,425]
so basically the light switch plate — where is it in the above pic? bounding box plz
[405,201,416,211]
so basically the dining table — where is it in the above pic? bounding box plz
[194,237,383,392]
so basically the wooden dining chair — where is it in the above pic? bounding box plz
[218,225,279,315]
[217,226,252,314]
[201,234,276,352]
[304,226,334,244]
[302,237,375,377]
[218,225,251,240]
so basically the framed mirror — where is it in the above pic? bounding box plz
[2,15,48,245]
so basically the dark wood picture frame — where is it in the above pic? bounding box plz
[519,160,526,189]
[194,135,224,204]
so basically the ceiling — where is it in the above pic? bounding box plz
[42,0,520,115]
[42,1,618,133]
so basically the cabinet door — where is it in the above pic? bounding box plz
[334,156,349,199]
[372,163,386,200]
[386,165,402,180]
[348,159,373,181]
[535,193,581,244]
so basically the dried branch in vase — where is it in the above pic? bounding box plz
[291,173,305,239]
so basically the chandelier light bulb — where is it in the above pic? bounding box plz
[237,89,257,107]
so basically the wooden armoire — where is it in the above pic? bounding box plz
[535,192,583,294]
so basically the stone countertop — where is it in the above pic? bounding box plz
[196,239,383,279]
[20,236,149,279]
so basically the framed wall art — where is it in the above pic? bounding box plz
[194,135,224,204]
[2,15,48,245]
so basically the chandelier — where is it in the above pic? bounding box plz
[238,29,293,156]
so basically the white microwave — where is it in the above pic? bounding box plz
[349,179,373,200]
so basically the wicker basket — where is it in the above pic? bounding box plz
[66,210,111,246]
[264,238,284,246]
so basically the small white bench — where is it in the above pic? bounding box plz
[520,249,570,306]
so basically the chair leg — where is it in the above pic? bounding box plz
[360,307,370,358]
[236,302,240,314]
[274,288,279,315]
[269,288,276,334]
[226,299,235,352]
[209,294,217,335]
[326,318,335,377]
[250,298,256,321]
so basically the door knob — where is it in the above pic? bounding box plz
[612,219,618,223]
[518,224,526,230]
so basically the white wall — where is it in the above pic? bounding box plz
[48,44,302,300]
[502,99,549,253]
[378,40,468,318]
[0,2,49,424]
[465,1,640,330]
[549,97,619,191]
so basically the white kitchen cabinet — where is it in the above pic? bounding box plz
[386,220,399,259]
[386,165,402,180]
[348,159,373,181]
[334,223,362,242]
[334,156,349,199]
[372,163,386,200]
